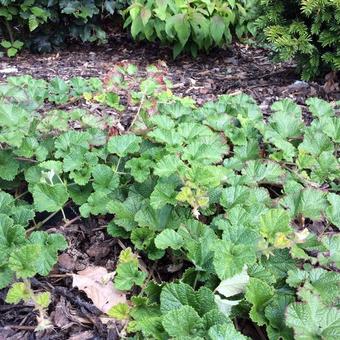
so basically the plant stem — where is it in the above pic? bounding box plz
[26,207,63,234]
[115,157,121,172]
[15,191,28,200]
[2,19,14,43]
[127,94,145,132]
[61,207,67,222]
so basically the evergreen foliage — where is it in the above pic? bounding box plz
[256,0,340,79]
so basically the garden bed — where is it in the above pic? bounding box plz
[0,37,339,340]
[1,34,338,108]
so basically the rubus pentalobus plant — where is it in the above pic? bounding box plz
[0,65,339,338]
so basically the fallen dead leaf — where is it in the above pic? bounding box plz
[68,331,96,340]
[72,266,126,313]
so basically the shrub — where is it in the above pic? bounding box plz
[256,0,340,79]
[0,0,128,55]
[124,0,258,57]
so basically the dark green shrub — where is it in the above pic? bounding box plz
[256,0,340,79]
[0,0,128,55]
[124,0,258,57]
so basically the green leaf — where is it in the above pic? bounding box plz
[107,134,142,157]
[125,157,153,182]
[150,180,178,209]
[287,268,340,306]
[259,208,292,245]
[264,294,295,338]
[286,295,340,340]
[242,160,284,184]
[154,154,184,177]
[220,186,250,210]
[0,214,26,255]
[107,195,143,231]
[7,47,18,57]
[5,282,30,304]
[68,183,92,205]
[35,292,51,308]
[8,244,40,279]
[299,128,333,156]
[210,15,225,45]
[160,282,196,314]
[213,239,256,280]
[107,303,130,320]
[79,191,110,217]
[1,40,11,49]
[160,282,217,318]
[92,164,119,193]
[135,203,174,232]
[29,231,67,276]
[32,183,69,212]
[269,99,303,138]
[245,278,275,326]
[172,14,190,47]
[131,227,154,250]
[210,15,225,44]
[12,40,23,50]
[155,229,184,250]
[0,192,14,214]
[306,98,334,118]
[140,7,151,26]
[319,235,340,268]
[11,206,35,227]
[162,305,204,337]
[208,323,249,340]
[114,262,147,291]
[0,266,14,289]
[326,193,340,228]
[261,249,297,281]
[202,308,228,330]
[282,188,327,220]
[0,151,19,181]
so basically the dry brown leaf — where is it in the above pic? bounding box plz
[72,266,126,313]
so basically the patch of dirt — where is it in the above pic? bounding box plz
[0,213,125,339]
[1,33,339,110]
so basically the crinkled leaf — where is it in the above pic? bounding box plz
[32,183,69,212]
[8,244,40,278]
[107,134,142,157]
[326,193,340,228]
[155,229,184,250]
[286,295,340,340]
[92,164,119,193]
[213,239,256,280]
[245,278,275,326]
[114,262,147,291]
[29,231,67,276]
[208,323,249,340]
[5,282,30,304]
[162,305,204,337]
[259,208,292,245]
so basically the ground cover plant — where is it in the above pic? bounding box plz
[0,65,339,338]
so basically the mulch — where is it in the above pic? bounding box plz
[0,33,339,340]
